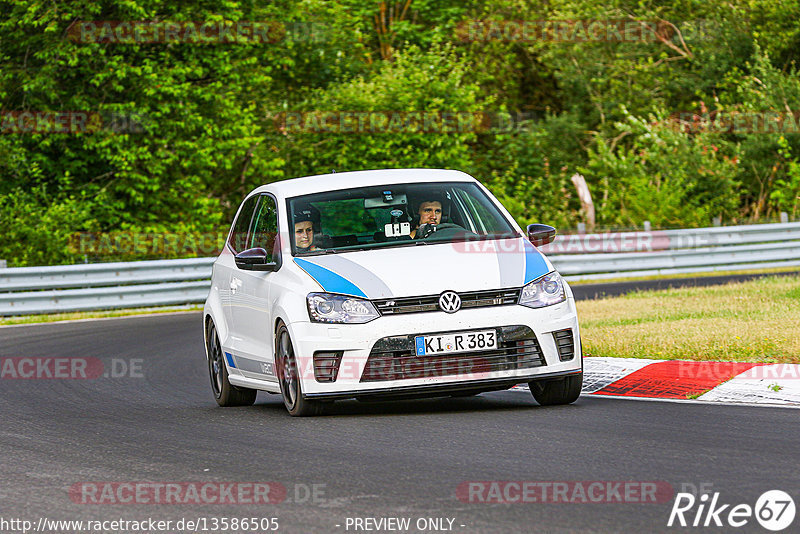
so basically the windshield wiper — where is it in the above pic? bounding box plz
[324,246,374,253]
[300,248,340,255]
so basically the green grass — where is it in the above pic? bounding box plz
[569,266,800,285]
[577,274,800,363]
[0,305,203,326]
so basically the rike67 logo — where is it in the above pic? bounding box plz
[668,490,795,531]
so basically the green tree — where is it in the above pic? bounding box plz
[581,108,740,227]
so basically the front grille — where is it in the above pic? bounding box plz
[374,288,521,316]
[553,329,575,361]
[360,325,545,382]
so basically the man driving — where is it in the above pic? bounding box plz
[410,199,442,239]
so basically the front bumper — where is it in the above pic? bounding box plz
[304,369,582,401]
[286,298,581,397]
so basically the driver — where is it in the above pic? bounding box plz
[410,199,442,239]
[294,210,318,252]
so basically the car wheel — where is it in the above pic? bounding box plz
[207,321,257,407]
[276,323,323,417]
[529,373,582,406]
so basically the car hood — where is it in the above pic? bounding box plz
[292,237,553,299]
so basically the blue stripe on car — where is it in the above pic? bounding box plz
[308,255,394,298]
[224,352,236,368]
[523,239,550,284]
[293,258,368,298]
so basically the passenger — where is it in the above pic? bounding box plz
[294,211,318,252]
[409,199,443,239]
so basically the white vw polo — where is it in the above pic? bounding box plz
[203,169,582,416]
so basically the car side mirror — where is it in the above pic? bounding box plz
[527,224,556,247]
[235,247,278,271]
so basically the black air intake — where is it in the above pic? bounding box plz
[313,351,344,382]
[552,329,575,361]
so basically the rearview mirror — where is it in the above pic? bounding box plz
[235,247,278,271]
[527,224,556,247]
[364,192,408,209]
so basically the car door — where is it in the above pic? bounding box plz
[219,194,260,355]
[230,194,281,375]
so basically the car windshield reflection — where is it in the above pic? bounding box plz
[287,182,520,255]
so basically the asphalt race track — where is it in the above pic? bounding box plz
[1,311,798,534]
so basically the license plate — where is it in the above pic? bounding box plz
[414,330,497,356]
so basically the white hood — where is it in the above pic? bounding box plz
[292,238,553,299]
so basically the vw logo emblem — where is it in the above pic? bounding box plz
[438,291,461,313]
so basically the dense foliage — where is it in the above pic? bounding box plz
[1,0,799,265]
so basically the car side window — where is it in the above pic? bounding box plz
[456,188,508,234]
[248,195,279,262]
[228,195,259,254]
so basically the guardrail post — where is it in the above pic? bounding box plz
[713,217,722,227]
[577,223,586,234]
[781,212,789,223]
[0,260,6,269]
[643,220,651,232]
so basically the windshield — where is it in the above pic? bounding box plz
[287,181,519,255]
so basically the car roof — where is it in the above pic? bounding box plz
[249,168,477,199]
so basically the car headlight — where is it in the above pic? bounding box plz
[306,293,380,324]
[518,271,566,308]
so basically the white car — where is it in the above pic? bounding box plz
[203,169,582,416]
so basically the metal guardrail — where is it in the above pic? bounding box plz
[0,257,214,291]
[0,258,214,316]
[0,222,798,316]
[544,222,800,280]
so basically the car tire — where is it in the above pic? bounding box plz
[529,373,582,406]
[276,322,323,417]
[207,321,257,407]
